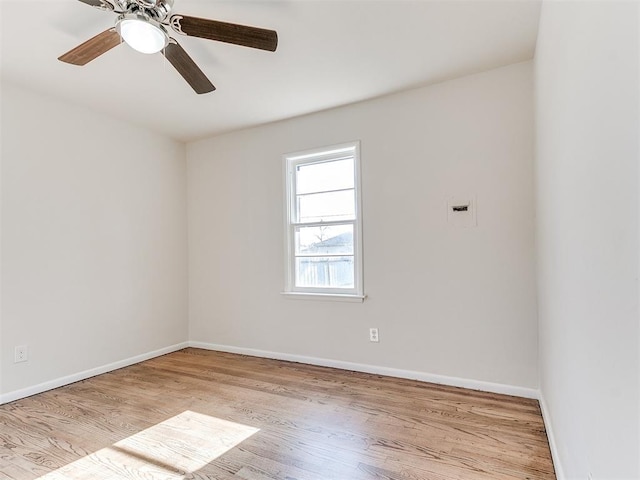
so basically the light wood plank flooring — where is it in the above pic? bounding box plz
[0,348,555,479]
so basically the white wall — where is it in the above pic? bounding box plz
[0,83,189,396]
[187,61,538,390]
[535,1,640,478]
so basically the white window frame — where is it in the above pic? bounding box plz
[282,141,364,301]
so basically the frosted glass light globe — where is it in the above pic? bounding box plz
[117,17,168,54]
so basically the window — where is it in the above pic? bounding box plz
[284,142,364,299]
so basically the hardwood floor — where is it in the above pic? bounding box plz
[0,348,555,479]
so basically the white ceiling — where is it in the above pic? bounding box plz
[0,0,541,142]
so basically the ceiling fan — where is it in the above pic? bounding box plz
[58,0,278,94]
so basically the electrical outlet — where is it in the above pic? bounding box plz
[369,328,379,342]
[14,345,28,363]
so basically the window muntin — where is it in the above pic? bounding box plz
[284,143,363,296]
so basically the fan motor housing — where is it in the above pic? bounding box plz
[131,0,173,19]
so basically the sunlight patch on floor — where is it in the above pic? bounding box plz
[37,410,259,479]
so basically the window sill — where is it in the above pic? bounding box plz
[281,292,367,303]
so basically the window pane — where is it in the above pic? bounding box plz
[295,224,353,255]
[295,256,354,288]
[297,189,355,223]
[296,158,354,195]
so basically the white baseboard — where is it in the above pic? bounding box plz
[539,392,565,479]
[189,341,539,399]
[0,339,540,404]
[0,342,189,405]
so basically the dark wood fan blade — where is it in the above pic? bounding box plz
[170,15,278,52]
[58,28,121,66]
[163,40,215,94]
[77,0,115,11]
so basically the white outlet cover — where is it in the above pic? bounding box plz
[369,328,379,342]
[14,345,28,363]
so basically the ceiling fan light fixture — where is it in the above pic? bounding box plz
[61,1,277,94]
[116,15,168,54]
